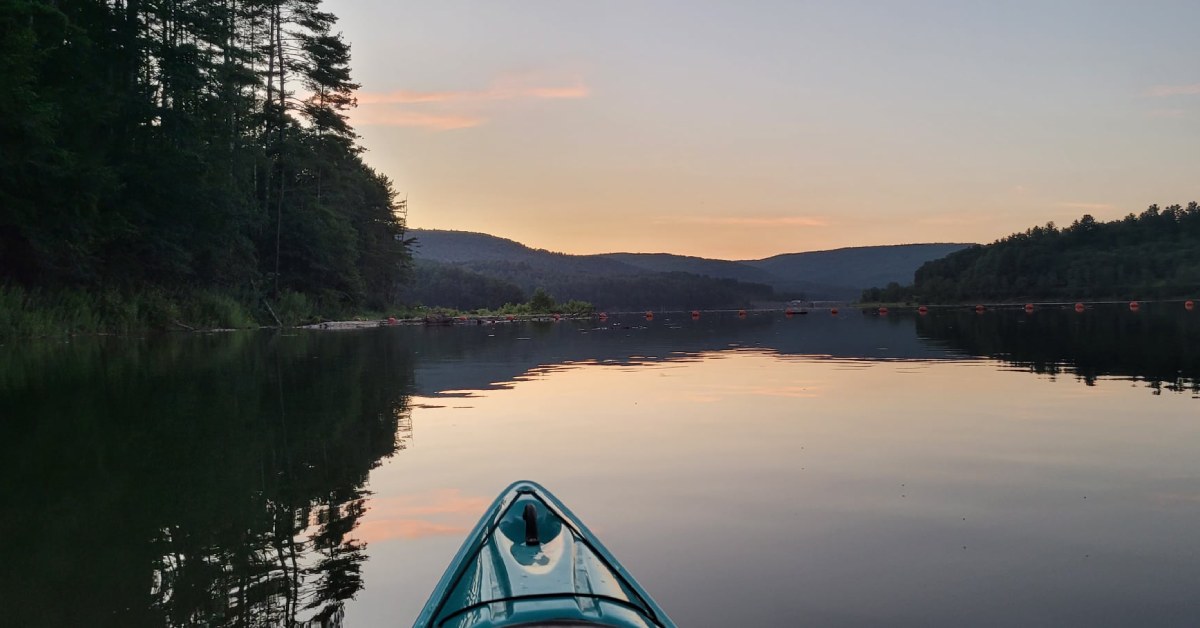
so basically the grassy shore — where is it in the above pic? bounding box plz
[0,285,598,339]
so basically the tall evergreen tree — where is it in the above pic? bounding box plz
[0,0,412,313]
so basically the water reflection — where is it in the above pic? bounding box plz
[404,307,1200,398]
[915,304,1200,394]
[1,305,1196,626]
[0,333,414,626]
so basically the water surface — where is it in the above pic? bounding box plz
[2,305,1198,626]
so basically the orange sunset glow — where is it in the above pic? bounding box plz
[325,1,1198,258]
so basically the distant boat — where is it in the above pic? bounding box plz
[413,480,677,627]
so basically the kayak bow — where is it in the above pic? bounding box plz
[413,481,676,628]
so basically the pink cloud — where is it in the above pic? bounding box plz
[353,75,588,131]
[350,109,484,130]
[358,81,589,105]
[1145,84,1200,97]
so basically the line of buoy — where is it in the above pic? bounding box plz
[1187,300,1195,311]
[974,304,985,314]
[1075,302,1085,312]
[1129,301,1140,311]
[878,306,888,315]
[917,305,928,315]
[738,309,747,318]
[644,311,654,321]
[1024,303,1034,313]
[691,310,700,319]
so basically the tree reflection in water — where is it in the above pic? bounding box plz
[916,304,1200,394]
[0,332,414,627]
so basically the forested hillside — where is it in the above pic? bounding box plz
[747,243,971,295]
[602,252,777,285]
[407,230,778,309]
[399,259,775,311]
[1,0,410,327]
[864,204,1200,302]
[409,229,969,303]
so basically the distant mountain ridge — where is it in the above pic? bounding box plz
[408,228,971,304]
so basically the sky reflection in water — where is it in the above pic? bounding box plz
[2,306,1198,626]
[353,307,1200,627]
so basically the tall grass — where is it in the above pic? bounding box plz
[0,286,262,339]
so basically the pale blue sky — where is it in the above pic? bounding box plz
[325,0,1200,258]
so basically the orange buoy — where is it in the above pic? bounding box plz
[459,315,469,321]
[830,307,839,315]
[878,306,888,315]
[645,311,654,320]
[1129,301,1140,311]
[507,314,515,321]
[1074,303,1085,313]
[387,316,397,325]
[918,305,929,314]
[598,312,608,320]
[785,309,794,318]
[975,304,985,313]
[691,310,700,319]
[553,313,561,321]
[1024,303,1034,312]
[1186,300,1195,311]
[738,309,747,318]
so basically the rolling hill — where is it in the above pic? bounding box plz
[406,228,971,306]
[745,243,973,295]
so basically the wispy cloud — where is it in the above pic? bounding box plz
[655,215,830,227]
[351,109,485,130]
[353,74,589,130]
[1146,84,1200,97]
[359,81,589,105]
[1055,202,1116,211]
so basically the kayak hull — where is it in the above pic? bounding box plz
[413,481,676,628]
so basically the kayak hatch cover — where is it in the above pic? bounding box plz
[413,480,677,628]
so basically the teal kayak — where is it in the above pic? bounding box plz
[413,481,677,628]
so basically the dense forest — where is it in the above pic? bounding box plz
[403,259,778,311]
[863,204,1200,303]
[1,0,410,327]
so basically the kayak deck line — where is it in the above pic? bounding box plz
[414,481,677,628]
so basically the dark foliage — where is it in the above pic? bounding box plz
[0,0,410,311]
[863,204,1200,302]
[399,260,527,310]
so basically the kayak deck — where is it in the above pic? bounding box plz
[413,481,676,628]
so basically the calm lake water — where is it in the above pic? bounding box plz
[3,305,1199,627]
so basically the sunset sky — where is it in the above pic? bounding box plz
[326,0,1200,259]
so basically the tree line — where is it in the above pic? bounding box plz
[863,203,1200,303]
[404,260,780,311]
[1,0,410,316]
